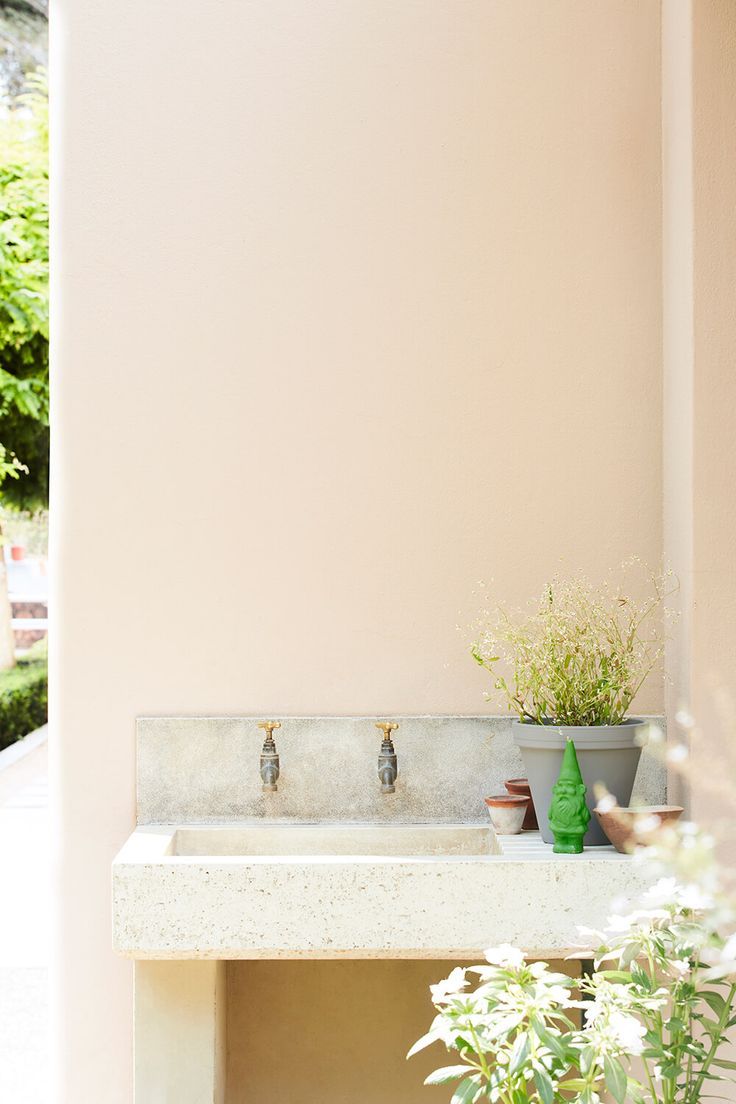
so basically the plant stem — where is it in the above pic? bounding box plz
[687,983,736,1104]
[467,1021,492,1082]
[641,1054,660,1104]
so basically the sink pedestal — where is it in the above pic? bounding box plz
[135,961,226,1104]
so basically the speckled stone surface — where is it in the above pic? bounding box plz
[136,715,666,824]
[113,824,653,960]
[118,716,666,962]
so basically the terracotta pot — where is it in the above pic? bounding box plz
[484,794,527,835]
[504,777,537,830]
[595,804,684,854]
[10,545,25,561]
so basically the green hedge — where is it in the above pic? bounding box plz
[0,637,47,751]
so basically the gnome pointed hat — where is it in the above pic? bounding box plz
[557,737,585,787]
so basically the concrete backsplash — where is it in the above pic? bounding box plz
[137,715,667,825]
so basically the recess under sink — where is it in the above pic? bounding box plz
[171,822,500,857]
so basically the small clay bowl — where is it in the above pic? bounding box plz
[595,804,684,853]
[504,777,537,830]
[485,794,527,835]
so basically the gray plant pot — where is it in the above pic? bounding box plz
[512,719,647,846]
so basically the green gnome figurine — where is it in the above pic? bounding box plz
[548,738,590,854]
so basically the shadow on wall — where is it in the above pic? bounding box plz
[226,958,581,1104]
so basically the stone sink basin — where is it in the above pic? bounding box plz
[112,821,650,961]
[172,822,499,857]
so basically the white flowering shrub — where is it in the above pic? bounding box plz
[410,823,736,1104]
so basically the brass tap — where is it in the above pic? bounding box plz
[258,721,281,738]
[258,720,281,792]
[376,721,399,794]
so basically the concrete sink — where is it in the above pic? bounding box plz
[112,821,650,961]
[171,822,498,857]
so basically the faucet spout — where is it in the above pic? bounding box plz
[376,722,398,794]
[378,758,397,794]
[258,720,281,793]
[260,757,279,792]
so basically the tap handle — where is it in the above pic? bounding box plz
[258,720,281,740]
[376,721,398,739]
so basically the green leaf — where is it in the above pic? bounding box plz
[702,991,729,1018]
[451,1075,482,1104]
[631,963,654,990]
[660,1064,680,1079]
[509,1032,530,1075]
[534,1069,554,1104]
[559,1079,589,1093]
[604,1056,627,1104]
[700,1017,726,1038]
[621,943,639,969]
[580,1046,595,1076]
[626,1077,646,1104]
[406,1030,440,1059]
[532,1019,566,1060]
[425,1065,474,1086]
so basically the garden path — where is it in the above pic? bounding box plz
[0,735,49,1104]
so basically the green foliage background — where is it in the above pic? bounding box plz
[0,68,49,509]
[0,634,46,748]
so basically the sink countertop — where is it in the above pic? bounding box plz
[112,823,648,961]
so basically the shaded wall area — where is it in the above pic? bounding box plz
[226,959,580,1104]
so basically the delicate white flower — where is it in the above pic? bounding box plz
[577,925,607,944]
[594,949,621,966]
[609,1011,646,1055]
[653,1065,663,1081]
[484,944,526,968]
[677,884,714,911]
[634,813,664,836]
[430,967,468,1004]
[721,932,736,961]
[544,985,573,1005]
[667,744,689,764]
[606,907,670,932]
[606,913,633,932]
[644,877,679,907]
[596,793,617,815]
[671,957,691,976]
[643,723,664,745]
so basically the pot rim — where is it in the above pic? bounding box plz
[596,804,684,817]
[512,717,647,729]
[484,794,528,806]
[512,717,648,750]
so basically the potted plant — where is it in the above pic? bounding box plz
[471,567,672,845]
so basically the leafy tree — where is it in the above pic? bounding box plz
[0,68,48,666]
[0,68,48,491]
